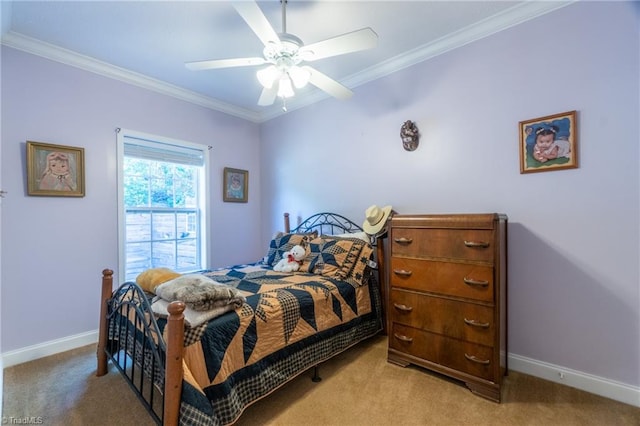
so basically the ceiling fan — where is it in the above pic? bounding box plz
[185,0,378,108]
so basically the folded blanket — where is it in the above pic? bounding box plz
[155,274,246,311]
[151,297,236,328]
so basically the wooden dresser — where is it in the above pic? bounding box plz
[387,213,508,402]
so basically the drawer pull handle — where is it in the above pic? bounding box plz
[464,318,490,328]
[464,240,490,248]
[393,303,413,312]
[465,353,490,365]
[394,237,413,244]
[393,269,413,277]
[463,277,489,287]
[393,333,413,343]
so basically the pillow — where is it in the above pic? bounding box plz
[298,232,370,272]
[136,267,182,294]
[301,236,374,286]
[298,237,324,273]
[331,231,371,243]
[266,231,317,266]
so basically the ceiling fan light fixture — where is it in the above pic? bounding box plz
[277,75,295,98]
[257,65,281,89]
[288,65,310,89]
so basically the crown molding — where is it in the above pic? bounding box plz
[1,1,574,124]
[343,1,576,89]
[1,31,263,123]
[262,1,576,121]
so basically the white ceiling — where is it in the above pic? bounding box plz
[1,1,573,122]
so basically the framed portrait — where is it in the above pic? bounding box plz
[519,110,578,174]
[223,167,248,203]
[27,141,85,197]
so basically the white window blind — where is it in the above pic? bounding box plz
[123,136,205,166]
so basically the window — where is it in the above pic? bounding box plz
[117,129,209,282]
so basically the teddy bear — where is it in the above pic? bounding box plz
[273,245,306,273]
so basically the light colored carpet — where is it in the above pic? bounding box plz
[3,335,639,425]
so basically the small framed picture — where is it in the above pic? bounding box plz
[27,141,85,197]
[223,167,248,203]
[519,110,578,174]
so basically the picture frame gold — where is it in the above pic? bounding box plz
[27,141,85,197]
[519,110,578,174]
[223,167,248,203]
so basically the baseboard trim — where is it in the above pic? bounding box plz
[3,333,639,408]
[2,330,98,369]
[509,353,640,407]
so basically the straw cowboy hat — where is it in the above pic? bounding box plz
[362,205,392,235]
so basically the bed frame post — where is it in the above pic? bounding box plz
[165,301,186,426]
[375,236,388,335]
[97,269,113,377]
[284,212,290,233]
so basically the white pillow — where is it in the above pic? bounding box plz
[332,231,371,242]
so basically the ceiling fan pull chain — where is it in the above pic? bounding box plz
[282,98,288,112]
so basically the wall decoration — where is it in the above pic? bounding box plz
[27,141,85,197]
[223,167,248,203]
[400,120,420,151]
[519,110,578,173]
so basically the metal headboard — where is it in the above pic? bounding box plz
[286,212,364,236]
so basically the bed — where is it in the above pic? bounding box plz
[96,212,388,426]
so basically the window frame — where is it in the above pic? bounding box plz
[116,128,210,282]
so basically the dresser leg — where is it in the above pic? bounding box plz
[387,353,411,367]
[465,381,501,403]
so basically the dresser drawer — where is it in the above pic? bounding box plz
[390,257,494,302]
[390,289,495,346]
[392,228,494,262]
[390,324,495,381]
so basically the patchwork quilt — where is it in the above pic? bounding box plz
[157,262,383,426]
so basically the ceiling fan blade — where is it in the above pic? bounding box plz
[258,85,278,106]
[300,28,378,61]
[232,1,280,47]
[303,66,353,100]
[185,57,266,71]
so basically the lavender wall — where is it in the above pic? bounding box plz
[260,2,639,388]
[1,0,638,401]
[1,47,262,352]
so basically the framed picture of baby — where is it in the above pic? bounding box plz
[26,141,85,197]
[223,167,248,203]
[519,110,578,174]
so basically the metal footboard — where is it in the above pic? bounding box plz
[97,269,184,426]
[105,281,167,424]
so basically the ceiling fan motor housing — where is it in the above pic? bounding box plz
[264,33,306,68]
